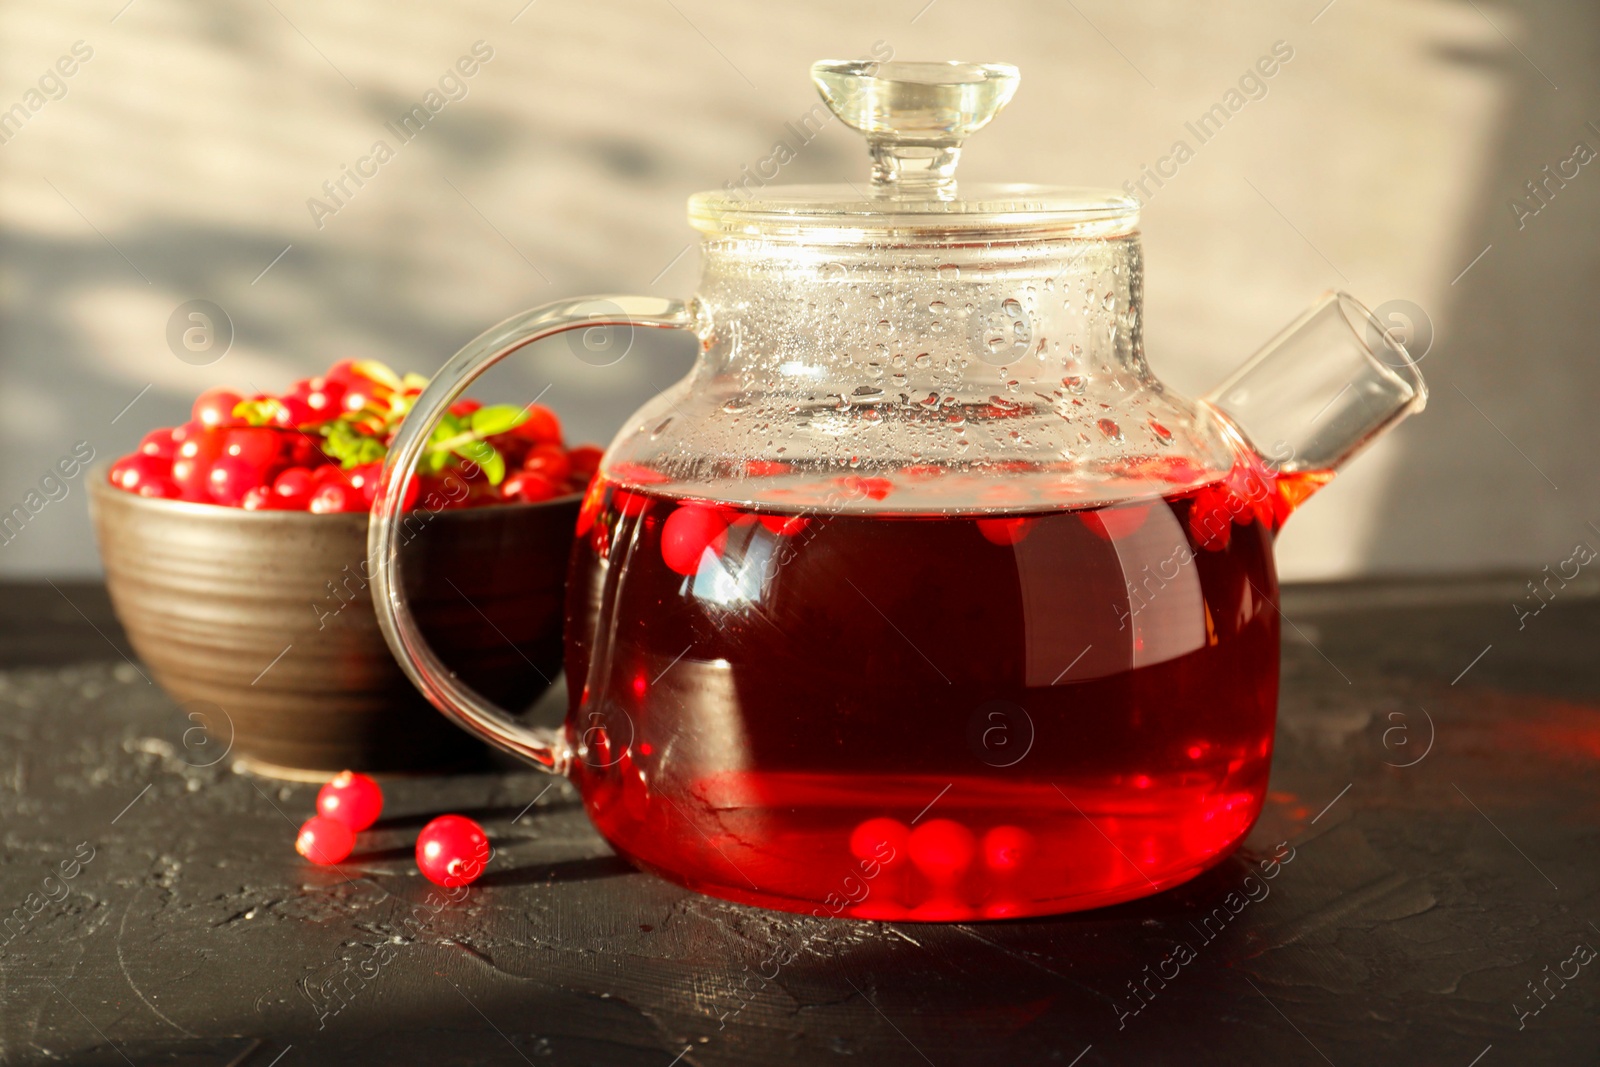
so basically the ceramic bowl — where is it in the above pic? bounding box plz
[89,475,577,776]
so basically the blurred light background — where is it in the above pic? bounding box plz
[1,0,1595,580]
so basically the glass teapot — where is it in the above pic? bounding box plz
[369,60,1425,921]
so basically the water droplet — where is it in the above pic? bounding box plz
[1062,376,1086,394]
[928,300,947,314]
[1149,419,1173,444]
[1097,417,1123,441]
[1102,291,1116,311]
[1001,297,1023,317]
[651,417,673,438]
[913,352,931,368]
[938,264,960,282]
[877,318,894,337]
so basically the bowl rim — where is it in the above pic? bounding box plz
[88,464,582,522]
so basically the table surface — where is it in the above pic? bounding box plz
[1,576,1596,1066]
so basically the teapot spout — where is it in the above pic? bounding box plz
[1202,292,1427,510]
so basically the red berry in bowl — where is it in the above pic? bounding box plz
[502,471,559,504]
[511,405,562,446]
[207,454,264,507]
[271,467,316,509]
[521,444,571,486]
[110,453,171,494]
[316,770,383,831]
[171,427,225,501]
[240,485,276,510]
[309,482,363,514]
[136,477,181,500]
[415,814,490,887]
[567,445,602,482]
[138,428,177,461]
[296,815,355,866]
[225,426,286,470]
[192,387,244,430]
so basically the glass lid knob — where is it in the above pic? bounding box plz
[810,60,1020,199]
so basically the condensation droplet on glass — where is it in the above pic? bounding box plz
[938,264,960,282]
[1097,417,1123,441]
[651,417,673,438]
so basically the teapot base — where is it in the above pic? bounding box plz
[578,768,1268,921]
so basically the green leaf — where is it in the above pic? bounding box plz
[320,419,388,469]
[455,439,505,485]
[469,405,530,438]
[232,397,285,427]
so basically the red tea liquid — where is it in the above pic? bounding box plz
[565,467,1318,920]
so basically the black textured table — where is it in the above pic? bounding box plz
[1,578,1597,1066]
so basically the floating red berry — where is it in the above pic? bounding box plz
[316,770,383,831]
[660,504,729,575]
[415,815,490,887]
[296,815,355,866]
[977,517,1037,546]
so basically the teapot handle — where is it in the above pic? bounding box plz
[367,295,695,775]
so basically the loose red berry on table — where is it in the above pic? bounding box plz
[415,814,490,887]
[296,815,355,866]
[316,770,383,831]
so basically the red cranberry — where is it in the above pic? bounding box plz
[110,453,171,494]
[171,427,224,502]
[758,514,809,536]
[271,467,316,509]
[295,815,354,865]
[977,517,1037,546]
[849,817,910,865]
[502,471,559,503]
[908,819,976,884]
[346,462,383,503]
[309,482,363,514]
[449,399,482,418]
[224,427,285,470]
[521,444,571,486]
[660,504,728,575]
[191,387,244,430]
[316,770,383,831]
[136,477,181,499]
[415,815,490,887]
[982,826,1033,872]
[1079,504,1148,541]
[207,454,263,506]
[137,428,177,461]
[567,445,603,482]
[240,485,276,510]
[511,405,562,446]
[272,396,315,428]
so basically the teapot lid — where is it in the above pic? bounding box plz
[688,60,1138,241]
